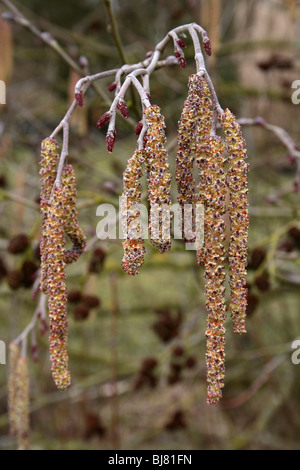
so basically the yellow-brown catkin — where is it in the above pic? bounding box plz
[176,75,201,241]
[197,136,227,405]
[8,342,21,436]
[46,187,71,390]
[61,164,87,264]
[144,105,172,253]
[219,108,249,335]
[39,138,59,294]
[14,355,30,450]
[194,77,213,265]
[121,149,146,275]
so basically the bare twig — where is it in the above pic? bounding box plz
[238,117,300,191]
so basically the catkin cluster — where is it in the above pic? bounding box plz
[175,74,249,404]
[8,342,30,450]
[39,138,86,390]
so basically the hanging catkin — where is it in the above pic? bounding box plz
[144,105,172,253]
[39,138,59,294]
[8,342,30,450]
[61,164,87,264]
[45,187,70,390]
[194,76,213,266]
[197,135,227,404]
[8,342,21,437]
[219,109,249,334]
[176,74,200,242]
[121,149,146,275]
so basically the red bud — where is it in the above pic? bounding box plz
[96,112,111,129]
[135,121,143,135]
[203,39,212,56]
[108,81,117,92]
[75,91,83,107]
[106,130,117,153]
[177,39,187,49]
[117,98,129,119]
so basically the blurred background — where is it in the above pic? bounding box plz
[0,0,300,450]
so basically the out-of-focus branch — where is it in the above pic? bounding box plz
[238,117,300,191]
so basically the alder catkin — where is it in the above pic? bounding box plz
[195,76,213,266]
[144,105,172,253]
[219,108,249,335]
[197,135,227,405]
[61,164,87,264]
[46,187,70,390]
[176,74,213,244]
[14,355,30,450]
[8,342,21,436]
[121,149,146,275]
[39,138,59,294]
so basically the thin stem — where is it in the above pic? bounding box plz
[103,0,127,65]
[14,293,47,346]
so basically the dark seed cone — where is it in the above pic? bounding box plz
[39,138,60,294]
[46,187,71,390]
[61,164,87,264]
[7,233,30,254]
[219,108,249,335]
[144,105,172,253]
[197,136,227,405]
[176,74,213,244]
[121,149,146,275]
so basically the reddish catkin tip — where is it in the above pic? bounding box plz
[96,111,111,129]
[31,344,39,362]
[175,50,186,69]
[118,98,130,119]
[203,39,212,56]
[177,39,187,49]
[287,153,295,164]
[108,81,117,92]
[75,91,83,107]
[135,120,143,135]
[106,130,117,153]
[178,57,186,69]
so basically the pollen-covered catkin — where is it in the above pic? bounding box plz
[61,164,87,264]
[121,150,146,275]
[194,77,213,265]
[39,138,59,293]
[176,75,199,241]
[196,136,227,405]
[8,342,21,436]
[219,108,249,334]
[46,187,70,390]
[144,105,172,253]
[14,355,30,450]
